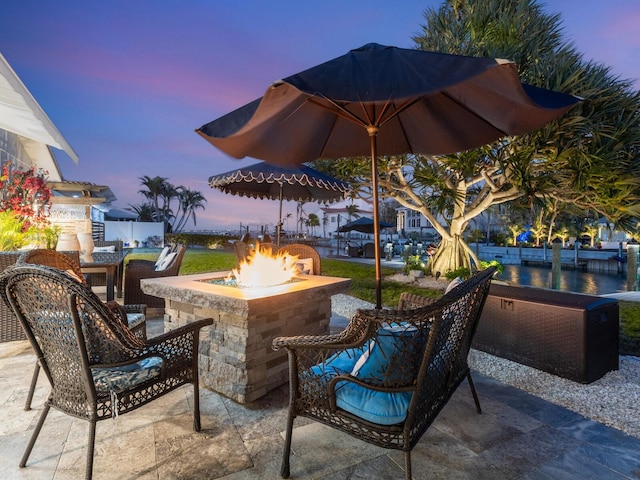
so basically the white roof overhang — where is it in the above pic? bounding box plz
[0,53,78,163]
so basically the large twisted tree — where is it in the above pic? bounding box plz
[315,0,640,276]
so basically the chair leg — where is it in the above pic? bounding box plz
[20,402,50,468]
[404,450,412,480]
[280,407,295,478]
[85,420,97,480]
[193,381,202,432]
[467,372,482,414]
[24,361,41,411]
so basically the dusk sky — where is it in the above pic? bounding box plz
[1,1,638,231]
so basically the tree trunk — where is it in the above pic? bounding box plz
[427,235,480,278]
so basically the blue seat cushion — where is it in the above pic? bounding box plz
[308,323,425,426]
[334,323,424,425]
[92,356,163,393]
[309,345,368,379]
[335,382,413,425]
[351,323,424,385]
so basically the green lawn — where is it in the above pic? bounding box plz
[129,247,640,356]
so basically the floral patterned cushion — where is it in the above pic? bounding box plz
[92,356,163,394]
[126,313,145,330]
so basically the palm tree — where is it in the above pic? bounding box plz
[159,182,179,231]
[128,203,153,222]
[137,177,205,233]
[296,202,307,236]
[508,224,522,247]
[582,223,599,247]
[173,188,207,232]
[530,217,548,247]
[307,213,320,236]
[345,203,360,222]
[555,226,571,247]
[138,176,167,221]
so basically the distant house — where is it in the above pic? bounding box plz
[318,199,373,240]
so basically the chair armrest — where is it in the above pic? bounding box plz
[327,373,416,394]
[145,317,211,341]
[126,259,156,270]
[397,292,438,310]
[273,309,374,352]
[124,304,146,316]
[141,318,213,365]
[139,318,213,371]
[129,268,181,280]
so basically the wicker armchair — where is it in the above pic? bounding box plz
[0,263,212,480]
[272,267,495,480]
[18,249,147,337]
[0,251,24,342]
[17,249,148,411]
[276,243,321,275]
[396,290,482,413]
[124,244,186,308]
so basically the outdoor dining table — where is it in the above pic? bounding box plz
[80,251,128,301]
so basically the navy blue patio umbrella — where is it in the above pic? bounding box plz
[337,216,394,234]
[196,43,580,308]
[209,161,349,245]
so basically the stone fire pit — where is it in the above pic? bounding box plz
[141,271,351,403]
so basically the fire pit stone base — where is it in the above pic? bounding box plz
[142,272,350,403]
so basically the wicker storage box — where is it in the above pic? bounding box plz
[473,283,619,383]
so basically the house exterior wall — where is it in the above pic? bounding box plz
[0,129,36,171]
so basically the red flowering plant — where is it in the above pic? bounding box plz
[0,165,51,226]
[0,165,56,250]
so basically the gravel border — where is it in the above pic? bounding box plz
[331,293,640,439]
[469,350,640,439]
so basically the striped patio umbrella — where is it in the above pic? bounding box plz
[208,161,349,244]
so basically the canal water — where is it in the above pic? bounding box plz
[314,242,629,296]
[497,264,628,296]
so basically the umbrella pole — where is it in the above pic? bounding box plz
[277,183,283,246]
[368,126,382,309]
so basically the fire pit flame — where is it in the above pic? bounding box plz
[229,244,300,288]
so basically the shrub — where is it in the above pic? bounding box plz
[0,211,36,250]
[445,267,471,280]
[403,254,426,274]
